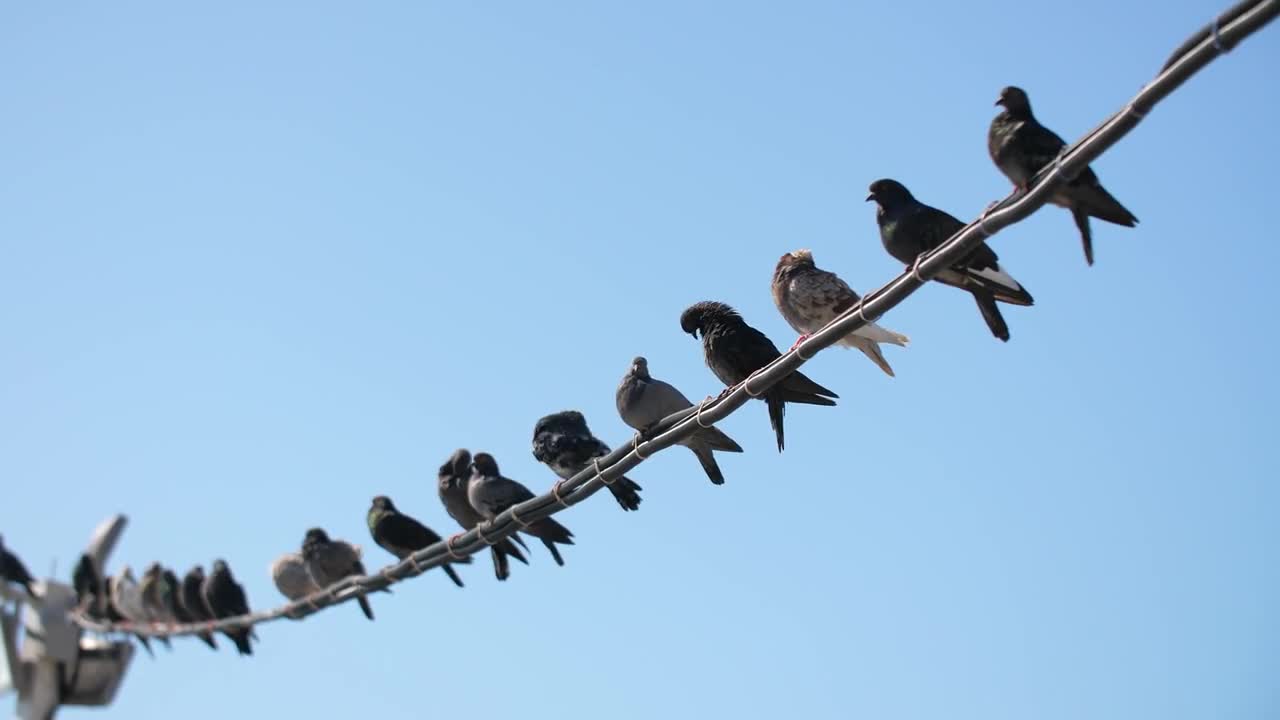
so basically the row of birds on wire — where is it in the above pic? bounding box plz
[1,84,1139,658]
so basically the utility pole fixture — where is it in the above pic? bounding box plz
[1,515,135,720]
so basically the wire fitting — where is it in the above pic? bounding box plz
[631,433,650,460]
[509,505,533,530]
[742,375,765,398]
[551,480,572,508]
[1211,17,1228,52]
[695,397,714,428]
[445,534,468,561]
[592,458,616,487]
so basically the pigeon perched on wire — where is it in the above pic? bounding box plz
[0,535,35,597]
[866,179,1034,342]
[178,566,219,650]
[468,452,574,566]
[270,552,321,604]
[532,411,643,511]
[138,564,174,649]
[680,301,838,452]
[161,567,215,650]
[201,559,254,656]
[72,554,104,618]
[772,249,910,376]
[438,449,529,582]
[101,573,144,657]
[301,528,385,621]
[989,85,1138,265]
[367,495,469,587]
[616,356,744,485]
[109,566,156,656]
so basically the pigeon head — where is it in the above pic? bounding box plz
[629,356,650,379]
[143,562,161,578]
[866,179,915,209]
[472,452,500,476]
[680,301,740,338]
[188,565,206,579]
[303,528,331,546]
[439,448,471,481]
[371,495,396,512]
[212,559,229,574]
[995,86,1032,117]
[533,410,588,439]
[774,249,816,280]
[120,565,135,581]
[162,569,180,586]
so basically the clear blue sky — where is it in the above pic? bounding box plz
[2,2,1277,718]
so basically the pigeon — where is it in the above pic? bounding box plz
[138,563,174,648]
[368,495,470,588]
[179,566,219,650]
[72,554,104,618]
[0,536,35,597]
[468,452,574,566]
[163,567,215,650]
[531,411,643,511]
[866,179,1034,342]
[438,449,530,582]
[109,567,156,655]
[201,559,254,656]
[771,249,910,377]
[270,551,321,603]
[679,301,838,452]
[616,356,744,485]
[989,85,1138,266]
[301,528,384,621]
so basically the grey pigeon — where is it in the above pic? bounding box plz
[163,567,215,650]
[301,528,384,621]
[0,536,35,597]
[990,86,1138,265]
[270,551,320,603]
[138,563,174,648]
[616,356,744,485]
[866,179,1034,342]
[367,495,470,587]
[680,301,838,452]
[531,411,643,511]
[438,449,529,582]
[772,249,910,376]
[201,559,254,656]
[179,566,218,650]
[108,567,156,656]
[467,452,574,566]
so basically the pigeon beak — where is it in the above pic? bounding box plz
[994,98,1003,106]
[864,193,875,202]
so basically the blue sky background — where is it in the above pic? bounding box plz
[2,1,1277,718]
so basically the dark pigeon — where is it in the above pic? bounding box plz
[72,554,104,618]
[201,559,254,656]
[0,536,35,597]
[990,85,1138,266]
[866,179,1034,342]
[367,495,470,588]
[616,356,744,485]
[165,567,216,650]
[467,452,574,566]
[531,411,643,511]
[680,301,838,452]
[179,566,219,650]
[301,528,385,622]
[438,449,529,582]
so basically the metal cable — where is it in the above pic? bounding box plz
[68,0,1279,640]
